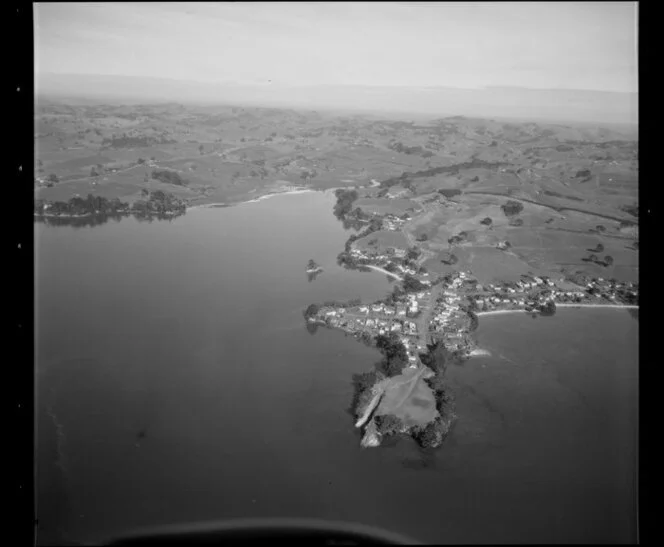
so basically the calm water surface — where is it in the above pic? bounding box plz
[35,192,638,544]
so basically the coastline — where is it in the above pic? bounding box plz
[477,303,639,318]
[364,264,404,281]
[243,188,316,204]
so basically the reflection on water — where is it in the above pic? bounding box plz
[35,211,185,228]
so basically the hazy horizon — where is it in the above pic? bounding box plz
[34,2,638,124]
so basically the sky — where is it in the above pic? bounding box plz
[35,2,638,93]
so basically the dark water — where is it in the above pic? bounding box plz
[35,192,638,544]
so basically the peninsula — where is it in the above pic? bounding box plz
[304,183,638,449]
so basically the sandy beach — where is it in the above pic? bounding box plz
[477,303,638,318]
[243,188,316,204]
[477,309,527,317]
[556,303,638,309]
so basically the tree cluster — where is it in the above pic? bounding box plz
[374,414,406,437]
[374,333,409,377]
[333,189,359,220]
[151,169,188,186]
[438,188,462,198]
[501,200,524,217]
[402,274,427,293]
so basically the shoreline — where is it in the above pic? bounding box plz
[477,303,638,318]
[364,264,404,281]
[243,188,316,204]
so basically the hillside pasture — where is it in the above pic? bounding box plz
[354,230,410,252]
[354,197,419,215]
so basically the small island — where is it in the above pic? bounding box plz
[306,259,323,274]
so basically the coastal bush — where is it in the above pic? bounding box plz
[375,414,406,437]
[468,311,479,331]
[508,217,524,227]
[603,255,614,267]
[333,189,359,219]
[303,303,320,319]
[480,217,492,226]
[539,301,557,316]
[414,419,445,449]
[419,341,451,374]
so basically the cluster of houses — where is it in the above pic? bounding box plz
[428,272,477,354]
[468,274,638,312]
[309,288,436,367]
[382,215,408,231]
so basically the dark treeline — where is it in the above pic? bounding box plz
[102,135,177,148]
[151,169,188,186]
[333,188,359,220]
[35,191,187,223]
[388,141,434,158]
[379,159,509,190]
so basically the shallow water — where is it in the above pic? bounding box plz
[35,192,637,544]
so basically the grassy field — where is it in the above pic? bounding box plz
[354,230,410,252]
[354,197,419,215]
[375,369,438,428]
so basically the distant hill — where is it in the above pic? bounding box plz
[36,73,638,128]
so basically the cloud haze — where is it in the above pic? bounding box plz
[34,2,638,123]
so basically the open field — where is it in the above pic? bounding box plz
[375,368,438,428]
[354,197,419,215]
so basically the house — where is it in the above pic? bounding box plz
[396,305,407,316]
[359,306,369,313]
[534,277,544,285]
[391,323,402,332]
[371,304,383,313]
[325,310,337,317]
[365,319,375,327]
[384,308,395,316]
